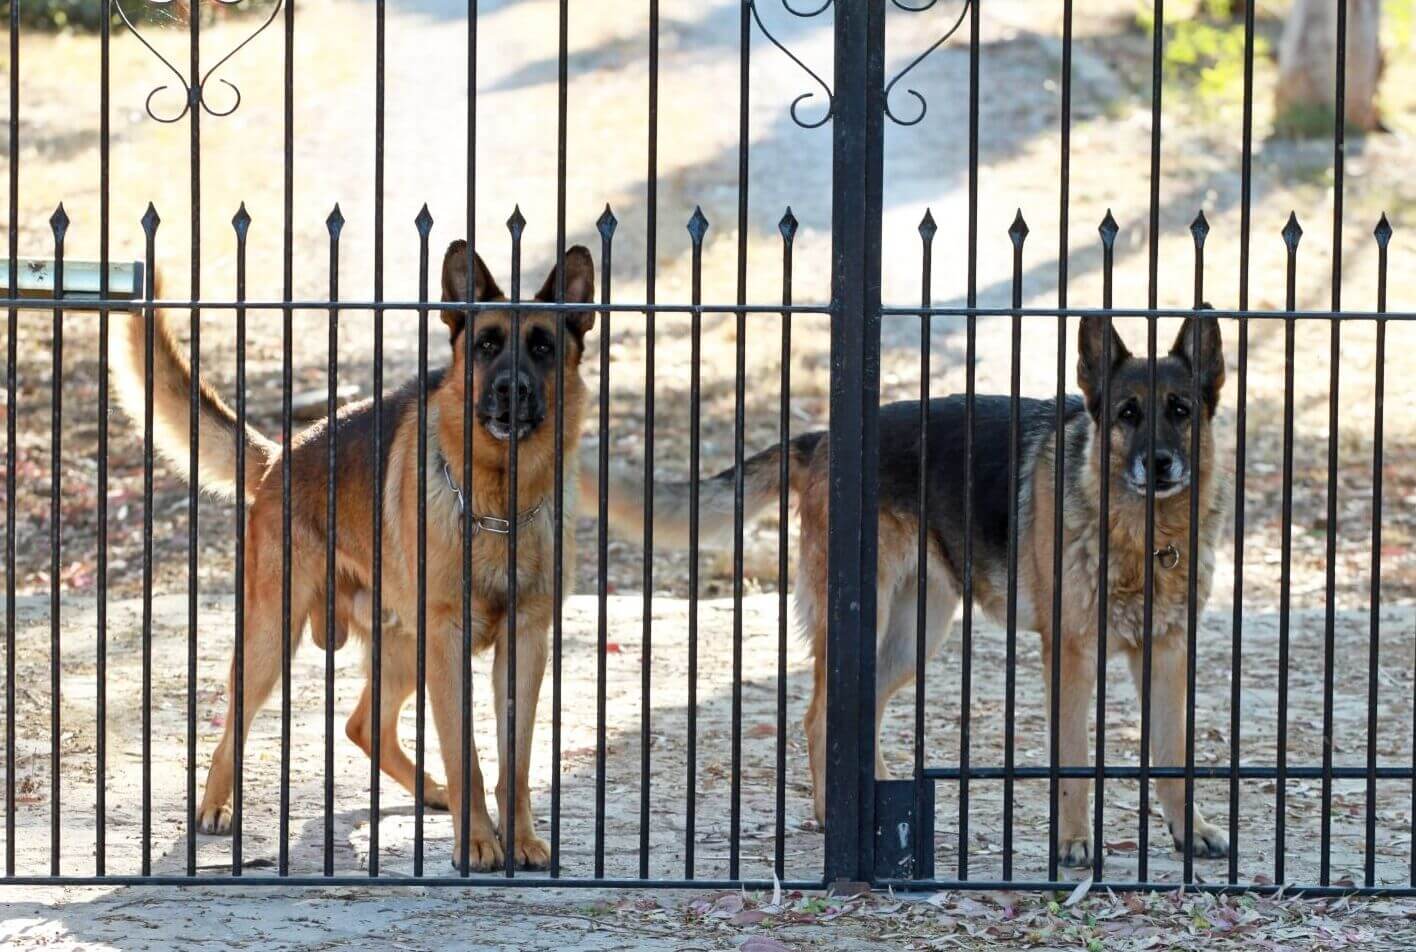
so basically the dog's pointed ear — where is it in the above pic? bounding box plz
[1076,316,1131,417]
[535,245,596,345]
[1170,305,1225,416]
[440,240,503,342]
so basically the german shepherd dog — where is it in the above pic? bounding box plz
[110,243,596,869]
[595,315,1229,867]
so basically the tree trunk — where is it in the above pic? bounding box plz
[1276,0,1382,134]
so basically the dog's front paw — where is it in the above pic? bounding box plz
[1171,818,1229,860]
[452,825,505,872]
[511,831,551,870]
[197,803,232,836]
[1059,834,1092,869]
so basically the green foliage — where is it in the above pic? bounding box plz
[1,0,184,33]
[1273,101,1338,140]
[1135,0,1272,113]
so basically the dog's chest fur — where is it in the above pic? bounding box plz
[1056,513,1218,649]
[1028,420,1230,650]
[425,458,563,598]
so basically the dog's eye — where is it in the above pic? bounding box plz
[1117,403,1141,424]
[477,336,499,355]
[530,339,553,357]
[1170,397,1190,420]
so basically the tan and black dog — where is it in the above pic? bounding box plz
[594,315,1230,868]
[110,243,596,870]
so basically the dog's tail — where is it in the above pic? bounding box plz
[109,277,278,503]
[579,431,824,550]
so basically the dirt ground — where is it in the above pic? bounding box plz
[3,0,1416,947]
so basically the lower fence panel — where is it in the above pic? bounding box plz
[0,204,1412,894]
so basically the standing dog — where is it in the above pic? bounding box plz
[594,315,1229,867]
[111,243,596,869]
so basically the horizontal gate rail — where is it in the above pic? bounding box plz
[922,766,1416,782]
[6,296,1416,323]
[0,298,834,315]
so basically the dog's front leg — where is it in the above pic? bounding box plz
[1128,634,1229,861]
[1045,629,1099,869]
[427,610,502,871]
[492,594,552,870]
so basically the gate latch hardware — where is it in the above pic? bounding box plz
[874,778,934,882]
[0,259,145,304]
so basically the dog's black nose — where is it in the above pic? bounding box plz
[1149,450,1178,480]
[491,371,534,406]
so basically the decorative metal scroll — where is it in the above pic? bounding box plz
[117,0,966,130]
[747,0,836,129]
[113,0,284,124]
[749,0,972,129]
[883,0,971,127]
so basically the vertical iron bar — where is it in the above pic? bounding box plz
[414,205,434,877]
[1049,0,1074,885]
[49,205,68,877]
[854,2,886,884]
[550,0,569,881]
[1183,212,1209,884]
[370,0,387,877]
[1003,212,1028,882]
[641,0,660,884]
[187,0,202,881]
[777,208,796,882]
[1094,211,1118,883]
[232,205,250,876]
[1319,0,1348,888]
[1369,214,1390,888]
[1277,211,1302,885]
[324,207,340,878]
[278,0,296,881]
[140,205,159,877]
[728,0,751,884]
[958,0,980,882]
[1137,0,1166,883]
[97,0,112,875]
[825,0,884,885]
[3,0,14,875]
[505,206,524,881]
[914,209,935,882]
[1230,0,1256,888]
[684,206,708,879]
[460,0,479,881]
[593,206,616,880]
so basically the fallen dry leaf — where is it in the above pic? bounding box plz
[1064,875,1094,907]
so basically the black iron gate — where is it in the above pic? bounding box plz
[1,0,1411,894]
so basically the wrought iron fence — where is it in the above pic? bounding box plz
[0,0,1410,896]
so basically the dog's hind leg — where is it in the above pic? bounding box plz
[803,591,828,828]
[344,642,450,812]
[198,518,316,835]
[872,581,913,782]
[873,564,960,784]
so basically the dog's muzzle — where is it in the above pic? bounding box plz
[478,412,540,442]
[479,369,543,441]
[1125,454,1190,498]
